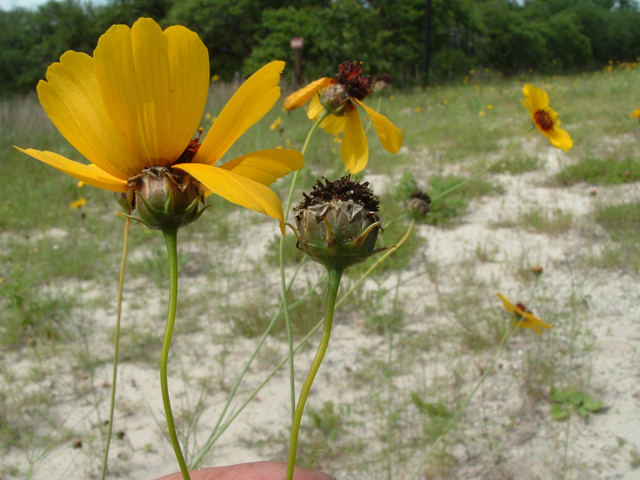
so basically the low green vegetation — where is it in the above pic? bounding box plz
[557,158,640,186]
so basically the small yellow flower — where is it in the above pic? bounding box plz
[205,113,212,120]
[521,84,573,152]
[283,62,403,174]
[443,100,448,105]
[270,117,282,130]
[211,74,220,82]
[487,104,493,110]
[285,139,292,147]
[496,293,551,335]
[479,110,485,117]
[632,108,640,120]
[16,18,304,232]
[70,198,86,209]
[414,106,421,113]
[77,181,85,188]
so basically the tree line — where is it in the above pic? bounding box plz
[1,0,639,96]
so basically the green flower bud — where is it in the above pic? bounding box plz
[290,177,384,272]
[124,166,205,232]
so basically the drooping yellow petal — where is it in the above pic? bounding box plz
[307,94,324,121]
[545,126,573,152]
[283,77,334,110]
[522,84,549,114]
[172,163,286,233]
[341,109,368,174]
[37,51,142,179]
[497,293,517,314]
[522,312,552,334]
[218,149,304,186]
[15,148,128,192]
[195,61,285,166]
[356,99,403,154]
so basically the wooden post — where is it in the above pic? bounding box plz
[290,37,304,87]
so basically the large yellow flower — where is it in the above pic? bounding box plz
[283,62,403,174]
[496,293,551,335]
[16,18,303,232]
[521,84,573,152]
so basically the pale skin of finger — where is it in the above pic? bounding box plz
[156,461,335,480]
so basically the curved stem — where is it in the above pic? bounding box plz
[100,217,130,480]
[161,228,191,480]
[286,268,343,480]
[279,109,330,423]
[431,127,534,202]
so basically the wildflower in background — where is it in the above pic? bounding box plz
[372,73,392,94]
[632,107,640,122]
[283,62,403,173]
[16,18,303,233]
[479,110,485,117]
[521,84,573,152]
[77,181,85,188]
[211,74,220,82]
[408,190,431,218]
[496,293,551,335]
[487,104,493,110]
[70,198,86,209]
[270,117,282,130]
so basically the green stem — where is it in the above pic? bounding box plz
[285,268,343,480]
[410,278,541,479]
[431,127,534,202]
[161,228,191,480]
[100,217,130,480]
[279,109,330,423]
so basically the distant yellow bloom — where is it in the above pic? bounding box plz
[479,110,485,117]
[70,198,86,209]
[414,107,421,113]
[283,62,403,174]
[497,293,551,335]
[521,84,572,152]
[205,113,212,120]
[270,117,282,130]
[211,74,220,82]
[632,108,640,120]
[443,100,448,105]
[16,18,303,232]
[77,181,85,188]
[285,139,292,147]
[487,104,493,110]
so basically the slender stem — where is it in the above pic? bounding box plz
[285,268,343,480]
[193,220,415,455]
[410,279,542,480]
[100,217,130,480]
[431,127,534,202]
[161,229,191,480]
[279,109,330,423]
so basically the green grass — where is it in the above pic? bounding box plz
[557,158,640,186]
[596,201,640,272]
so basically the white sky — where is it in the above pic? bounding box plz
[0,0,107,10]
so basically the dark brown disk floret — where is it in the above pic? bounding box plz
[534,110,554,131]
[335,62,371,101]
[175,127,203,164]
[296,176,379,212]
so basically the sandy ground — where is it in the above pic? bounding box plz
[2,145,640,480]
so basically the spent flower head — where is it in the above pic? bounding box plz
[283,62,403,174]
[290,176,384,272]
[16,18,303,233]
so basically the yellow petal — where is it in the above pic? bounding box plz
[545,126,573,152]
[632,108,640,118]
[94,18,208,168]
[307,93,324,121]
[356,99,403,154]
[15,148,128,192]
[522,84,549,113]
[283,77,333,110]
[524,312,552,331]
[341,109,368,174]
[195,61,285,166]
[37,51,142,179]
[218,149,304,186]
[319,111,348,134]
[172,163,286,233]
[496,293,517,314]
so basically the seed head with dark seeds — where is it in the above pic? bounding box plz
[335,62,372,101]
[408,190,431,217]
[295,176,379,213]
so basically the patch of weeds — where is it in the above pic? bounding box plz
[631,449,640,469]
[490,155,540,174]
[427,175,501,226]
[550,387,605,420]
[521,208,573,236]
[557,158,640,186]
[361,286,405,335]
[410,392,455,442]
[596,202,640,272]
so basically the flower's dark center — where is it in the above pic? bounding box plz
[534,110,554,131]
[175,127,204,164]
[515,302,529,318]
[335,62,371,101]
[296,176,379,212]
